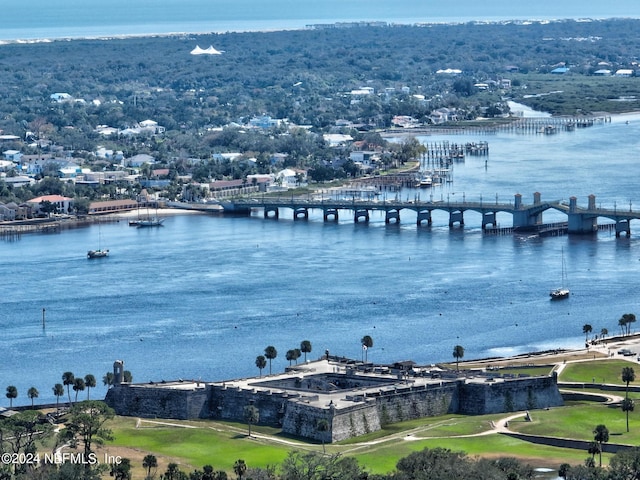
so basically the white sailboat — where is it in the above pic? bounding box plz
[549,248,569,300]
[87,224,109,259]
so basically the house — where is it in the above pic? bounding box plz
[2,175,34,188]
[95,125,119,136]
[615,69,634,77]
[3,150,22,163]
[248,115,282,129]
[125,154,155,168]
[139,120,166,134]
[58,163,83,179]
[27,195,74,215]
[0,203,15,221]
[50,93,72,102]
[429,108,458,124]
[0,160,14,171]
[391,116,419,128]
[551,67,569,74]
[275,168,305,188]
[323,134,353,147]
[350,87,374,96]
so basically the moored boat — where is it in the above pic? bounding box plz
[87,249,109,259]
[549,248,569,300]
[137,217,165,227]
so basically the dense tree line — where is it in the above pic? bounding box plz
[0,19,638,147]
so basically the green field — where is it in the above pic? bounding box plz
[559,359,639,384]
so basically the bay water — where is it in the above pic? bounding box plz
[2,114,640,404]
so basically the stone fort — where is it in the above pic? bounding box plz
[104,357,563,443]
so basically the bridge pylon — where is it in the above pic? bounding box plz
[567,196,598,234]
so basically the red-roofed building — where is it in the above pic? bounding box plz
[27,195,74,215]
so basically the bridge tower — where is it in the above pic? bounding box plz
[512,193,542,230]
[567,196,598,234]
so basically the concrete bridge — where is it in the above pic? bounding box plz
[222,193,640,236]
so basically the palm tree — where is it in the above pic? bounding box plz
[622,313,637,335]
[142,454,157,478]
[286,349,296,365]
[361,335,373,362]
[52,383,64,409]
[300,340,312,362]
[123,370,133,383]
[264,346,277,375]
[293,348,301,364]
[84,374,96,400]
[72,377,85,403]
[62,371,74,404]
[619,316,628,336]
[623,367,636,395]
[255,355,267,377]
[453,345,465,372]
[103,372,114,388]
[622,367,636,432]
[600,328,608,340]
[243,405,259,437]
[593,424,609,466]
[233,459,247,480]
[27,387,38,407]
[582,324,593,345]
[622,398,635,433]
[316,418,330,454]
[164,463,181,480]
[5,386,17,408]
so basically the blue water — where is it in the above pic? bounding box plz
[1,0,638,41]
[2,114,640,405]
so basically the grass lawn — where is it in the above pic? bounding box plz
[106,404,625,478]
[348,433,608,473]
[108,418,294,478]
[559,359,639,384]
[509,401,640,444]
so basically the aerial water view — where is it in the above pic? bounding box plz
[1,1,640,479]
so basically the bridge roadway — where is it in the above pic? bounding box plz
[223,193,640,236]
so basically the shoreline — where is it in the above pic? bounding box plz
[2,16,639,45]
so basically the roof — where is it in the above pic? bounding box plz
[28,195,73,203]
[190,45,223,55]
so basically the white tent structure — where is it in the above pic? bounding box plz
[190,45,223,55]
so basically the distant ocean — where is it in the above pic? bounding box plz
[1,0,639,41]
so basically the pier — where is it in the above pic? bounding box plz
[222,192,640,237]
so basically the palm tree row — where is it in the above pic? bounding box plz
[255,340,313,376]
[5,371,101,409]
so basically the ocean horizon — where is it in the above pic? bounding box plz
[2,0,639,42]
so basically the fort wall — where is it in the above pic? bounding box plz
[457,374,563,414]
[105,382,209,420]
[104,370,564,443]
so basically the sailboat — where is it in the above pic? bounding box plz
[136,205,165,228]
[87,224,109,259]
[549,248,569,300]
